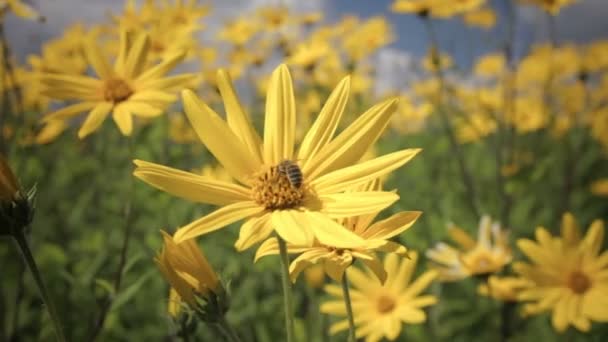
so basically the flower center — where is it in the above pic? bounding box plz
[462,250,499,276]
[103,78,133,103]
[251,163,305,210]
[377,295,396,314]
[568,271,591,294]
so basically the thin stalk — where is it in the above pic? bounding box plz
[215,315,242,342]
[341,272,356,342]
[422,17,480,218]
[89,135,136,341]
[13,232,66,342]
[277,236,295,342]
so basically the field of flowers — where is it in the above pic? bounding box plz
[1,0,608,341]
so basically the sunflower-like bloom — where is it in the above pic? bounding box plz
[514,213,608,332]
[321,253,438,342]
[134,64,420,250]
[254,180,420,283]
[40,29,195,138]
[427,216,512,280]
[156,232,225,318]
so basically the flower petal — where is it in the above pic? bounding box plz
[271,210,314,246]
[360,255,387,284]
[305,98,398,179]
[290,248,330,282]
[217,69,263,165]
[133,159,251,206]
[123,33,150,78]
[234,213,273,251]
[182,89,261,185]
[297,76,350,168]
[311,149,421,195]
[307,191,399,218]
[137,50,186,83]
[362,211,422,240]
[173,201,263,242]
[83,39,112,79]
[119,101,163,118]
[264,64,295,165]
[306,212,367,248]
[112,104,133,136]
[401,270,438,299]
[78,102,113,138]
[42,101,98,122]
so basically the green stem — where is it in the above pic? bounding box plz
[215,315,242,342]
[341,272,356,342]
[14,232,66,342]
[277,236,295,342]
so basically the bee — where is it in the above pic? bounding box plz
[278,160,303,189]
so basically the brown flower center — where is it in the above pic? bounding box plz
[251,163,304,210]
[103,78,133,103]
[568,271,591,294]
[377,295,396,314]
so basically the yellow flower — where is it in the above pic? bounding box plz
[287,39,330,69]
[422,48,453,72]
[1,0,42,20]
[455,112,497,143]
[41,29,195,138]
[321,253,438,342]
[427,216,512,281]
[478,276,531,302]
[155,231,221,312]
[473,53,505,78]
[390,97,432,135]
[35,120,68,145]
[342,17,394,61]
[463,7,496,29]
[514,213,608,332]
[218,19,260,46]
[134,64,420,249]
[255,180,420,283]
[590,178,608,197]
[518,0,579,15]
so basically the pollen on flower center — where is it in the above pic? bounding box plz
[103,78,133,103]
[568,271,591,294]
[377,295,396,314]
[251,164,304,210]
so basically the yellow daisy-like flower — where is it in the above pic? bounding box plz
[478,276,531,302]
[321,253,438,342]
[463,7,496,29]
[427,216,512,280]
[134,64,420,249]
[254,180,420,283]
[590,178,608,197]
[514,213,608,332]
[391,0,484,18]
[41,29,195,138]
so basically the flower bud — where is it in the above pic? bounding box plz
[0,156,35,236]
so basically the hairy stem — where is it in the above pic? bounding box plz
[277,236,295,342]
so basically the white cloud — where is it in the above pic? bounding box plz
[374,48,417,95]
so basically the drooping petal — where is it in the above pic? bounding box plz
[254,237,280,262]
[290,248,331,282]
[362,211,422,240]
[234,213,273,251]
[182,90,261,185]
[447,225,477,250]
[305,98,398,179]
[133,159,251,206]
[272,210,315,246]
[297,76,350,168]
[311,149,421,195]
[112,104,133,136]
[263,64,296,165]
[324,257,350,282]
[217,69,263,164]
[308,191,399,218]
[173,201,263,242]
[360,255,388,284]
[78,102,113,138]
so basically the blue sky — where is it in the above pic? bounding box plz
[6,0,608,70]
